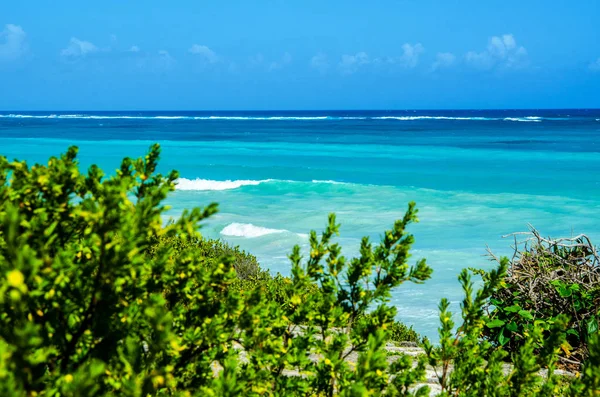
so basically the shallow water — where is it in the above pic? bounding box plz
[2,109,599,340]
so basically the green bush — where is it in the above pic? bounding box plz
[482,229,600,368]
[0,144,432,396]
[425,259,571,396]
[1,144,599,396]
[148,236,263,280]
[149,235,422,344]
[425,259,600,396]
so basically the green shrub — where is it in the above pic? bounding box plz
[425,258,569,396]
[1,144,599,396]
[148,235,263,280]
[424,258,600,396]
[150,235,422,344]
[482,228,600,367]
[0,144,432,396]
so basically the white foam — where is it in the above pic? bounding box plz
[0,114,55,119]
[175,178,353,191]
[199,116,331,121]
[175,178,273,191]
[220,223,288,238]
[372,116,496,121]
[0,113,582,122]
[0,114,341,121]
[311,179,350,185]
[86,115,189,120]
[503,117,542,122]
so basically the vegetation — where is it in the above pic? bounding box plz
[147,235,422,344]
[482,228,600,368]
[148,236,263,281]
[0,144,599,396]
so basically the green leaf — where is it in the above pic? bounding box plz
[504,304,521,313]
[486,319,506,329]
[518,310,534,320]
[490,298,502,306]
[498,330,510,346]
[506,322,519,332]
[566,328,580,337]
[558,286,572,298]
[587,317,599,335]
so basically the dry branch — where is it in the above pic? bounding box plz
[486,225,600,366]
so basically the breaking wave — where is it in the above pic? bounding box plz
[372,116,495,121]
[175,178,352,191]
[0,114,332,121]
[0,114,581,122]
[311,179,350,185]
[175,178,274,191]
[503,116,542,122]
[220,223,288,238]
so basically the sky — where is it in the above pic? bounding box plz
[0,0,599,110]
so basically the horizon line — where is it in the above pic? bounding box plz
[1,108,600,112]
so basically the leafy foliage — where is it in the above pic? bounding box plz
[0,145,431,396]
[148,236,262,280]
[148,235,422,344]
[482,228,600,367]
[569,334,600,396]
[424,259,576,396]
[1,145,599,396]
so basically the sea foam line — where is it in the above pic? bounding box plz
[220,223,309,238]
[175,178,274,191]
[0,114,334,121]
[0,114,578,122]
[373,116,495,121]
[311,179,349,185]
[175,178,351,191]
[503,117,542,122]
[176,178,591,204]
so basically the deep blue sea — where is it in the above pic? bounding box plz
[2,109,600,340]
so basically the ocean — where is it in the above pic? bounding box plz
[1,109,599,340]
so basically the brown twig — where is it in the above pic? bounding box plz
[486,226,600,367]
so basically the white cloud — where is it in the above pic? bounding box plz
[466,34,528,69]
[310,52,329,73]
[128,45,140,53]
[188,44,219,63]
[398,43,424,68]
[339,43,424,74]
[0,24,28,61]
[465,50,493,69]
[431,52,456,72]
[61,37,98,57]
[268,52,292,71]
[589,58,600,72]
[339,51,370,74]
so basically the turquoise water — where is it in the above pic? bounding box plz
[2,110,599,339]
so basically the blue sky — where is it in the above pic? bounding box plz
[1,0,599,110]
